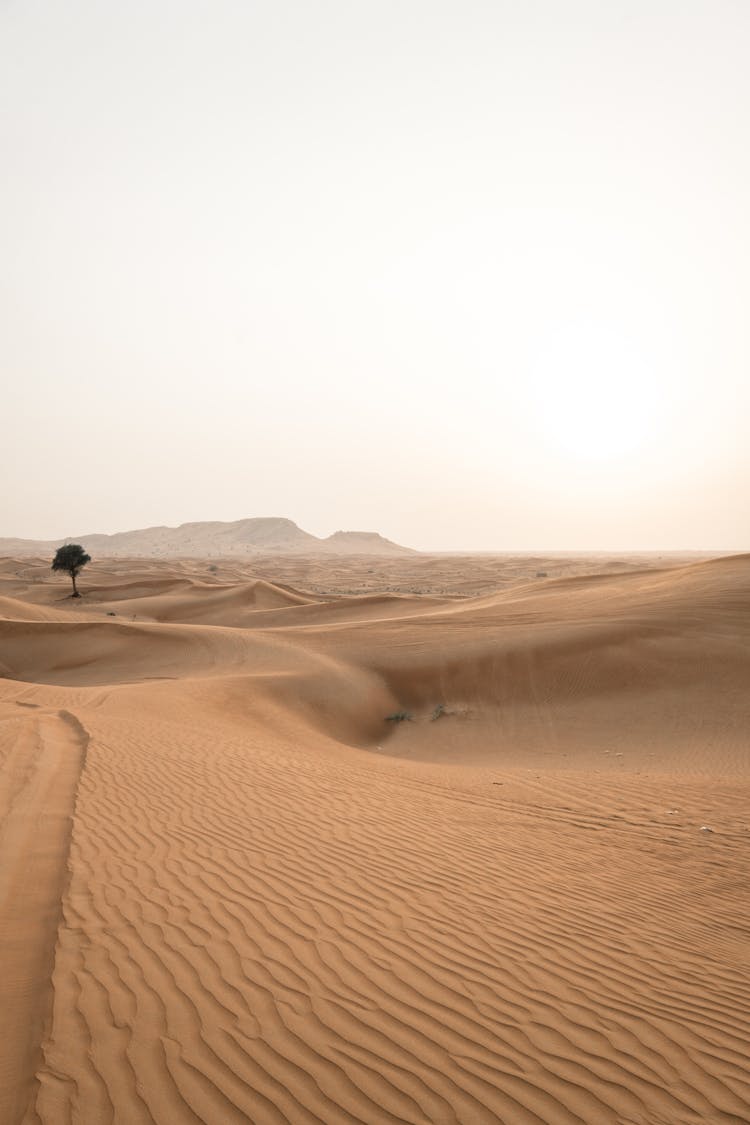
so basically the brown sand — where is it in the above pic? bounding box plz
[1,552,749,1124]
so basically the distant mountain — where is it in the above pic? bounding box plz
[320,531,411,555]
[0,517,416,559]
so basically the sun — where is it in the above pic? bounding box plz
[527,322,663,463]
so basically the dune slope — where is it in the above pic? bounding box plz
[1,554,749,1124]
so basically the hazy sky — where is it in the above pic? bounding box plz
[3,0,749,550]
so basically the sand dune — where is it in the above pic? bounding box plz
[1,553,749,1123]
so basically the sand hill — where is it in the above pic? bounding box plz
[0,517,415,559]
[1,551,749,1124]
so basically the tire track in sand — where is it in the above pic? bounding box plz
[0,709,88,1125]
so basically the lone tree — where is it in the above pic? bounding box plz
[51,544,91,598]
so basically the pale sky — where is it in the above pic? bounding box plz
[3,0,749,551]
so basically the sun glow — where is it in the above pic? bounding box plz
[527,322,664,464]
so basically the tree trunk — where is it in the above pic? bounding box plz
[71,572,79,598]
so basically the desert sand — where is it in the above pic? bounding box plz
[1,551,749,1124]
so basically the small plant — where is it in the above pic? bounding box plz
[385,711,412,723]
[431,704,446,721]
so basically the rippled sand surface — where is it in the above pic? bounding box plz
[1,552,749,1124]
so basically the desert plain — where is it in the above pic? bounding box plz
[1,549,749,1124]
